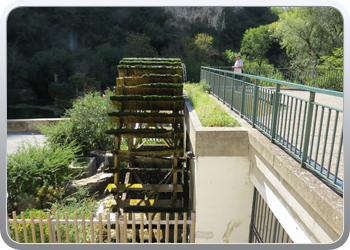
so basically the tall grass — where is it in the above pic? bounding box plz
[184,81,240,127]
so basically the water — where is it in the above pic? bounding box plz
[7,100,63,119]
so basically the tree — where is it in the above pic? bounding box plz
[194,33,219,61]
[240,25,272,67]
[221,7,279,50]
[317,47,343,69]
[270,7,343,68]
[123,32,158,58]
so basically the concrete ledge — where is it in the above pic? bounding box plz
[184,94,249,157]
[7,118,66,132]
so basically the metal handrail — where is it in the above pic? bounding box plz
[210,66,343,91]
[201,66,343,190]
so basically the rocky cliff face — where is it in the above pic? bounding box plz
[164,7,225,30]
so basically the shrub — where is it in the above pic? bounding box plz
[48,82,76,101]
[38,89,115,153]
[7,139,81,211]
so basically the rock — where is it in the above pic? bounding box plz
[66,172,114,196]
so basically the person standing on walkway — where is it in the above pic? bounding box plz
[232,55,243,80]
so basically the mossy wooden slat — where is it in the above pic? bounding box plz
[112,156,181,165]
[122,57,181,62]
[106,130,184,139]
[112,100,184,111]
[108,111,183,118]
[110,95,183,101]
[117,86,183,96]
[133,157,176,164]
[106,184,183,193]
[118,68,182,77]
[109,114,183,125]
[120,61,182,67]
[116,76,182,86]
[113,148,183,158]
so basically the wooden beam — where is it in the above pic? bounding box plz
[105,184,183,193]
[113,147,183,158]
[105,168,184,174]
[117,199,183,208]
[107,130,184,139]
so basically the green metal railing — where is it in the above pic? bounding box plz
[212,67,343,91]
[201,66,344,190]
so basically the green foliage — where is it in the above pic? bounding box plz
[184,81,240,127]
[194,33,219,61]
[270,7,343,69]
[240,25,273,67]
[222,50,243,65]
[222,7,279,51]
[317,47,343,69]
[69,72,94,88]
[7,7,288,99]
[124,32,158,58]
[48,82,76,101]
[7,139,81,211]
[199,80,211,92]
[38,89,115,153]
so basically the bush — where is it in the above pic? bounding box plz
[48,82,76,101]
[38,88,115,153]
[7,139,81,211]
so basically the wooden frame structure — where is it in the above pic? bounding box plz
[105,58,185,216]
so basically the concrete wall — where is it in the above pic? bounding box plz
[184,92,343,243]
[184,96,254,243]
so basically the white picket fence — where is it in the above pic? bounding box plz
[7,211,196,243]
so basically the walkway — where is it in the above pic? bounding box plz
[7,132,46,155]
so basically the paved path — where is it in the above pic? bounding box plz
[280,90,343,111]
[7,132,46,155]
[279,90,343,181]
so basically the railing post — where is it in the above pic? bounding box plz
[223,72,226,104]
[252,79,259,127]
[301,91,315,168]
[231,73,235,109]
[270,83,281,142]
[218,71,221,100]
[240,76,246,118]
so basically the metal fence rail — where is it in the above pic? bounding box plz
[7,211,196,243]
[201,66,343,190]
[249,187,293,243]
[212,66,343,90]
